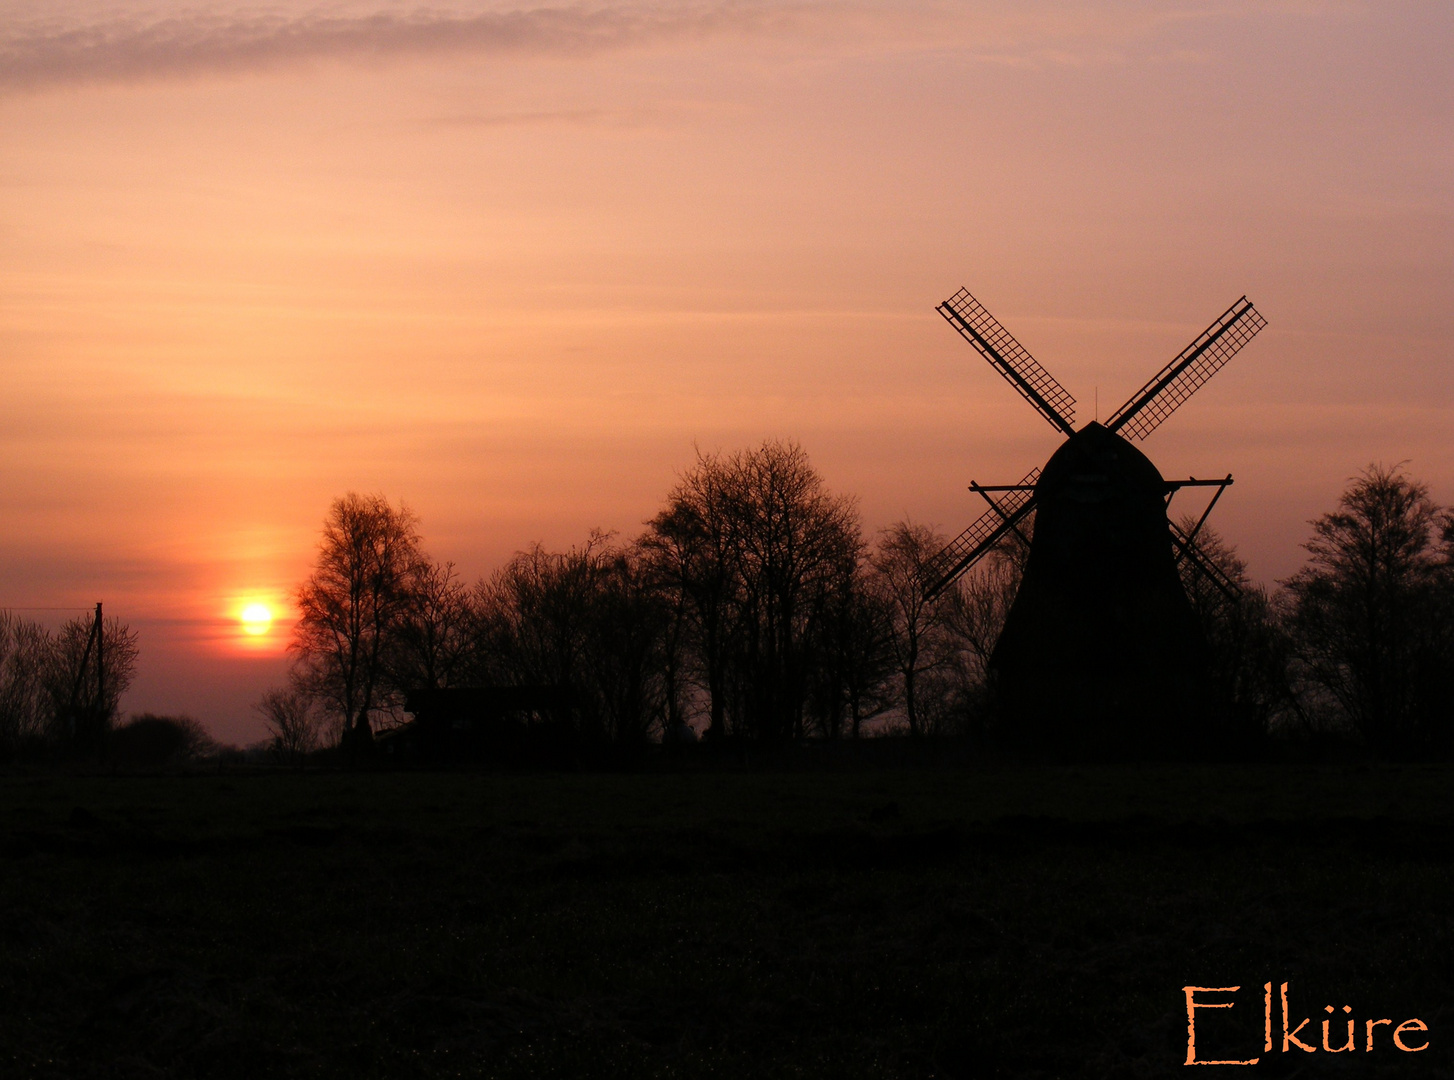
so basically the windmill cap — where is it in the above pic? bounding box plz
[1036,422,1165,506]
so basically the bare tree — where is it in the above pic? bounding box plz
[809,559,894,739]
[946,530,1029,680]
[292,492,425,750]
[477,535,605,689]
[256,685,322,762]
[642,450,743,740]
[582,543,673,745]
[1177,520,1297,745]
[1282,464,1452,753]
[0,613,55,754]
[637,539,695,742]
[50,613,140,752]
[0,611,139,757]
[725,440,863,742]
[870,522,956,737]
[388,559,472,692]
[929,528,1031,739]
[644,439,864,743]
[476,531,670,745]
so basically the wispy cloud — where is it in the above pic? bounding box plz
[0,2,817,93]
[0,2,1311,94]
[423,106,617,128]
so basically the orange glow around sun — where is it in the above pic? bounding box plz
[239,603,274,636]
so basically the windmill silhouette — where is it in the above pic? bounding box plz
[921,289,1267,757]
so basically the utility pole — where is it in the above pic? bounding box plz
[67,602,107,753]
[95,602,105,731]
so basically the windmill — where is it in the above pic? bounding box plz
[921,288,1267,757]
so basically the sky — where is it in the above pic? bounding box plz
[2,0,1451,743]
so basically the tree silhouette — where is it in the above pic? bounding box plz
[1177,520,1296,748]
[255,685,323,762]
[934,528,1030,739]
[109,713,214,766]
[0,613,54,754]
[1282,464,1453,753]
[810,557,893,739]
[644,440,862,743]
[474,531,669,745]
[387,559,472,693]
[642,451,743,740]
[292,492,426,750]
[0,611,138,758]
[51,613,139,753]
[870,522,955,737]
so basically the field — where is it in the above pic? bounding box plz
[1,762,1451,1078]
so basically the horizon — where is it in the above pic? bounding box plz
[3,1,1451,744]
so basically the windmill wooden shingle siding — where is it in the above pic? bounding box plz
[924,289,1267,757]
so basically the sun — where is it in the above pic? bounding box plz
[240,603,273,636]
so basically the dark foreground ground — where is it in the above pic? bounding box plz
[1,762,1450,1079]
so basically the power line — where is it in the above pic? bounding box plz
[1,606,97,612]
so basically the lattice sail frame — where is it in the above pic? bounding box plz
[1169,521,1243,605]
[1106,297,1266,442]
[938,289,1076,435]
[920,468,1040,600]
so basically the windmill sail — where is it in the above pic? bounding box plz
[921,468,1039,600]
[938,289,1076,435]
[1169,520,1243,604]
[1106,297,1266,442]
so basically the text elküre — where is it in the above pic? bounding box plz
[1183,983,1429,1065]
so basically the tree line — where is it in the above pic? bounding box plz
[266,441,1454,760]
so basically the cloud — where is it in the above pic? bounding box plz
[422,106,617,128]
[0,2,817,93]
[0,2,1288,94]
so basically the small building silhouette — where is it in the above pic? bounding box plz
[384,686,579,765]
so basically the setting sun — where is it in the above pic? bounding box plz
[239,603,273,636]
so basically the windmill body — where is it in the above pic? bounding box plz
[921,289,1267,758]
[991,423,1211,757]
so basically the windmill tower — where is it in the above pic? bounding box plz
[921,289,1267,758]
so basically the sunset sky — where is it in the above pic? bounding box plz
[3,1,1451,743]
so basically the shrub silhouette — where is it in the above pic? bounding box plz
[108,714,213,767]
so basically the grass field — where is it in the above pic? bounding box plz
[1,762,1450,1078]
